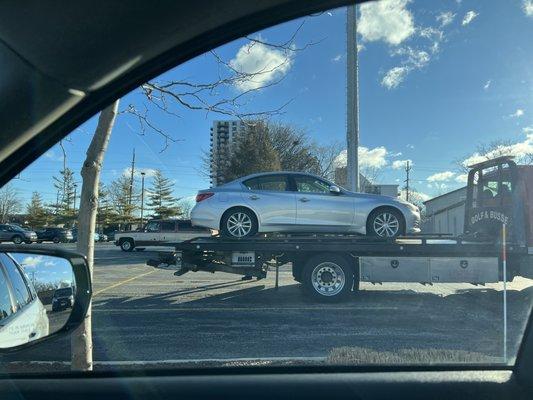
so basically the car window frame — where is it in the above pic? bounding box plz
[0,262,16,322]
[289,174,336,195]
[242,174,290,192]
[0,254,34,312]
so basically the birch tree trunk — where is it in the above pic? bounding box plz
[71,100,119,371]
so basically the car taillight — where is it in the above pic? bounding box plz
[196,192,214,202]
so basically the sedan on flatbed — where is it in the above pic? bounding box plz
[191,172,421,239]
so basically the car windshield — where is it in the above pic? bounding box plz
[54,288,73,297]
[1,0,532,374]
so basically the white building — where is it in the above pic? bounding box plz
[423,187,467,235]
[209,120,247,187]
[334,167,399,197]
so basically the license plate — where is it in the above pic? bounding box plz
[231,252,255,266]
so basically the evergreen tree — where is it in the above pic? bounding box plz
[109,175,139,228]
[26,192,50,228]
[96,182,116,230]
[52,167,77,226]
[146,170,181,219]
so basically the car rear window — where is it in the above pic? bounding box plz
[244,175,288,191]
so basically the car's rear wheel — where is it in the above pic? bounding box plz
[53,236,60,243]
[221,208,258,238]
[367,208,405,238]
[120,239,134,252]
[12,235,23,245]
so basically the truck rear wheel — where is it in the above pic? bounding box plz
[120,239,134,252]
[302,254,353,301]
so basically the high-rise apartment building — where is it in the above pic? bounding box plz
[209,120,247,186]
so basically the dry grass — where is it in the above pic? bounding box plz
[326,347,501,365]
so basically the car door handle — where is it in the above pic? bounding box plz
[249,195,260,200]
[29,332,37,339]
[299,197,310,202]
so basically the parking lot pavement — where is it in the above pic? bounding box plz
[2,243,533,370]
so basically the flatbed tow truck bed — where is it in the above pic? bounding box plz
[147,233,529,301]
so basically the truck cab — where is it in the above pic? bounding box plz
[464,156,532,246]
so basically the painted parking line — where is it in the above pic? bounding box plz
[93,270,157,296]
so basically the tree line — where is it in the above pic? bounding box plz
[0,169,187,230]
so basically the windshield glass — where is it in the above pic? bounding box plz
[1,0,532,374]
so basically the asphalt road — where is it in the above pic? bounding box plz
[2,243,533,370]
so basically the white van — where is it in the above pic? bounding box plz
[0,254,49,348]
[114,219,212,252]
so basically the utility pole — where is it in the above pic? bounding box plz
[73,183,78,214]
[140,172,145,227]
[346,4,360,192]
[404,160,412,202]
[128,148,136,206]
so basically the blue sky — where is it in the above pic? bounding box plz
[12,0,533,206]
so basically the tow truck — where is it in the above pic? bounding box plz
[147,156,533,301]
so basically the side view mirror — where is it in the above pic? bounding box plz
[329,185,341,194]
[0,246,91,353]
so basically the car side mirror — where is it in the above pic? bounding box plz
[329,185,341,194]
[0,246,91,353]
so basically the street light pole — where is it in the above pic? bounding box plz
[140,172,145,227]
[347,4,360,192]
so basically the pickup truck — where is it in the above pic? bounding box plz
[114,219,211,252]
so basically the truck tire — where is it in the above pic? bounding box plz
[120,238,135,252]
[302,254,353,302]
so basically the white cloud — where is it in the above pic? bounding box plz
[509,109,525,118]
[331,54,342,62]
[523,0,533,16]
[462,132,533,167]
[392,159,413,169]
[122,167,158,178]
[455,174,469,183]
[523,126,533,135]
[358,0,415,45]
[427,171,455,182]
[462,10,479,26]
[406,144,415,149]
[436,11,455,26]
[229,39,293,91]
[44,150,63,162]
[483,80,491,90]
[382,66,410,89]
[334,146,389,169]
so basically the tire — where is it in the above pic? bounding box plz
[12,235,23,245]
[366,208,405,238]
[52,236,60,243]
[37,240,43,244]
[221,207,258,238]
[120,239,134,252]
[302,254,353,302]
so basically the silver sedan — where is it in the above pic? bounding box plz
[191,172,421,238]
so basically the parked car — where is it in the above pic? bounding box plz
[0,224,38,244]
[70,228,100,243]
[191,172,421,239]
[98,233,108,242]
[35,227,73,243]
[0,253,49,348]
[51,287,74,312]
[115,219,211,252]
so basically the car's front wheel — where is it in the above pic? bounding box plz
[367,208,405,238]
[221,207,258,238]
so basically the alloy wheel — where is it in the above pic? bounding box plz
[373,212,400,237]
[226,212,253,237]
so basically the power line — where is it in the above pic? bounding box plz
[404,160,412,201]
